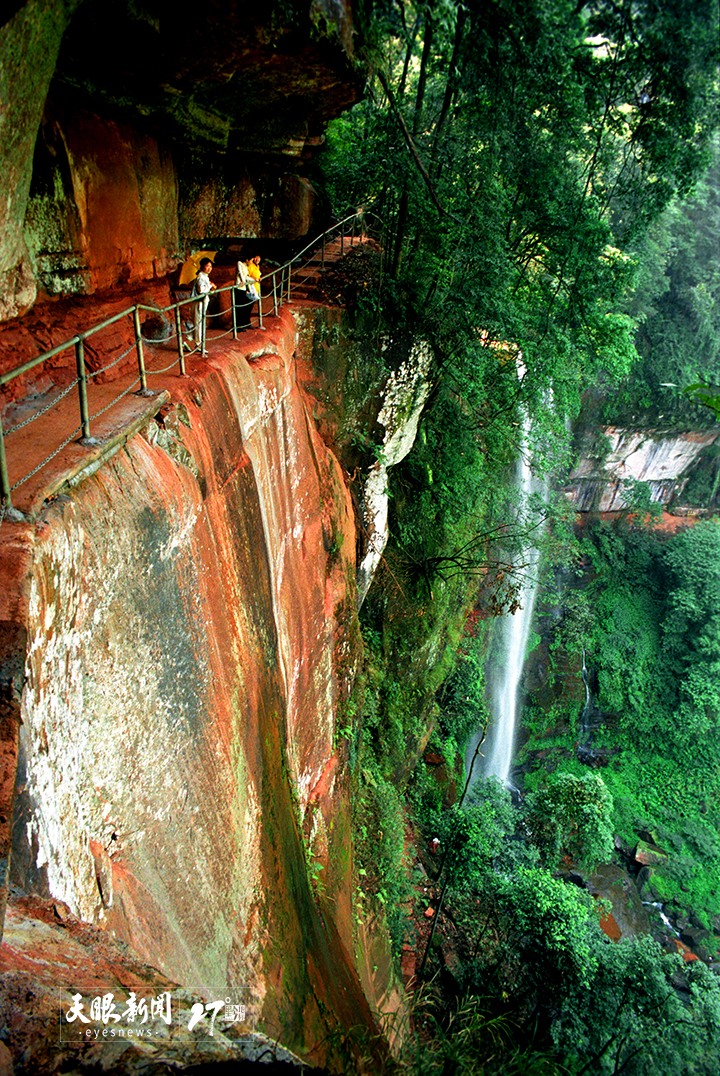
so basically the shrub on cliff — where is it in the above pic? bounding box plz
[524,771,615,871]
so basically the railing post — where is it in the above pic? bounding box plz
[272,272,278,317]
[341,225,344,256]
[75,338,91,441]
[0,416,12,512]
[132,307,150,393]
[231,286,238,340]
[174,303,186,375]
[286,263,292,302]
[322,234,325,272]
[257,287,263,330]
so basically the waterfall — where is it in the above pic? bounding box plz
[465,403,545,790]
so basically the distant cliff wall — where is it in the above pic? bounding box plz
[1,307,381,1052]
[564,426,720,512]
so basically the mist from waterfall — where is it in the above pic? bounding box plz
[465,409,546,790]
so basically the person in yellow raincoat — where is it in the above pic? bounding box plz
[246,254,262,302]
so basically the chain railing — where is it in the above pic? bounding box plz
[0,208,368,514]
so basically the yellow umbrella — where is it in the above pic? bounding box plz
[178,250,218,286]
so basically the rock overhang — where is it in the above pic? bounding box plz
[51,0,364,157]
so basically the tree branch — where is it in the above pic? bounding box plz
[374,68,464,225]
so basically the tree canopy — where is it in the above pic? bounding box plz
[325,8,720,1070]
[604,131,720,424]
[524,770,615,870]
[323,0,719,428]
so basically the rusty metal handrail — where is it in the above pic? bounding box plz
[0,209,368,512]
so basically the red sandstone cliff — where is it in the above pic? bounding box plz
[0,306,396,1068]
[0,7,414,1068]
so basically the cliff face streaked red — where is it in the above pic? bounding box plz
[27,99,180,297]
[3,307,373,1054]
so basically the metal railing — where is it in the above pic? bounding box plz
[0,209,368,514]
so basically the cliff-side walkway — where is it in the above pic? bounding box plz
[0,234,368,522]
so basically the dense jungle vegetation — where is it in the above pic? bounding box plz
[317,0,720,1072]
[524,517,720,920]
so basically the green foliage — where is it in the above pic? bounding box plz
[594,583,663,725]
[321,9,719,839]
[528,518,720,920]
[435,619,490,751]
[353,757,411,943]
[605,132,720,425]
[662,519,720,732]
[320,0,719,441]
[524,771,615,871]
[544,584,595,658]
[583,520,665,733]
[399,991,563,1076]
[389,383,493,574]
[579,518,720,739]
[352,521,486,942]
[322,4,720,1071]
[426,778,536,892]
[422,830,720,1076]
[685,383,720,422]
[496,867,602,991]
[401,511,720,1070]
[553,937,720,1075]
[618,478,664,522]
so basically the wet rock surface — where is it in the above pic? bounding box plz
[0,892,328,1075]
[564,427,720,512]
[0,308,387,1062]
[583,864,650,940]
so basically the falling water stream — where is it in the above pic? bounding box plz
[465,408,545,791]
